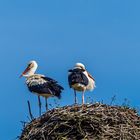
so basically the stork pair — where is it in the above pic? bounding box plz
[20,60,95,115]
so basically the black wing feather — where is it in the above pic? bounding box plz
[27,76,64,98]
[68,68,89,87]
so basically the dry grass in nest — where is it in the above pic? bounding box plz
[19,103,140,140]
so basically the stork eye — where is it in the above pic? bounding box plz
[28,63,33,67]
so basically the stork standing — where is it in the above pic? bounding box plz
[68,63,95,105]
[20,60,64,115]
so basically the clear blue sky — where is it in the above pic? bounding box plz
[0,0,140,139]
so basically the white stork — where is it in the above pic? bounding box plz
[68,63,95,105]
[20,60,64,115]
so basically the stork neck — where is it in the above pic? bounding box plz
[24,66,37,77]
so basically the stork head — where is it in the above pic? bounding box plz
[75,62,86,70]
[20,60,38,78]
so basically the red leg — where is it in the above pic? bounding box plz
[82,91,85,105]
[38,96,41,116]
[45,98,48,111]
[74,90,77,104]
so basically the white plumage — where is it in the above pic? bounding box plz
[20,60,64,114]
[68,62,95,104]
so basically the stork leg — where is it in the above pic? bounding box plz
[38,96,42,116]
[45,98,48,111]
[74,90,77,104]
[82,91,85,105]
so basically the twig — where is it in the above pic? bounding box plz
[110,95,116,105]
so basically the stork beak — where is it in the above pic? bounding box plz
[19,66,30,78]
[19,74,23,78]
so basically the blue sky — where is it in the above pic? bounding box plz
[0,0,140,139]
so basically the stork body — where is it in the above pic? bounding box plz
[68,63,95,105]
[20,61,64,115]
[26,74,62,99]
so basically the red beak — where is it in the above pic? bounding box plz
[19,66,30,78]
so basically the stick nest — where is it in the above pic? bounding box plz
[19,103,140,140]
